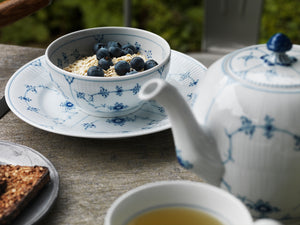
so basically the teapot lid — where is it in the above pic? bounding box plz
[222,33,300,88]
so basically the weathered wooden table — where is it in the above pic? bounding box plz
[0,44,203,224]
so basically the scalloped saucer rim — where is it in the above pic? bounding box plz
[5,50,206,139]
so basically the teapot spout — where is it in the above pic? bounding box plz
[139,79,224,186]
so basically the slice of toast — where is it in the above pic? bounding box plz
[0,165,50,224]
[0,180,6,196]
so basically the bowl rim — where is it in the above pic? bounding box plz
[45,26,171,81]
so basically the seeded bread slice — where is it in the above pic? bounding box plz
[0,165,50,224]
[0,180,6,196]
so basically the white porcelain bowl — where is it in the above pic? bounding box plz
[45,27,171,117]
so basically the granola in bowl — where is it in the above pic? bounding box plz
[64,41,157,77]
[64,53,147,77]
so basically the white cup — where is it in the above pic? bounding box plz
[105,181,282,225]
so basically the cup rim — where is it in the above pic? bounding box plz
[44,26,171,81]
[104,180,253,225]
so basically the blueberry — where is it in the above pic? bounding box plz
[144,59,158,70]
[122,44,137,53]
[93,42,106,53]
[96,47,110,60]
[107,41,121,48]
[109,46,122,58]
[130,57,145,71]
[122,47,134,55]
[99,58,113,70]
[87,66,104,77]
[115,60,130,76]
[126,70,138,75]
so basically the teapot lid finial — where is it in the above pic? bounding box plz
[262,33,297,66]
[267,33,292,53]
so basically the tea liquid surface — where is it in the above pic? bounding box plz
[126,207,224,225]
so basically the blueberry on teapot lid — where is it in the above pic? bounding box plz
[267,33,292,53]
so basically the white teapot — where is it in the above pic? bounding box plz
[139,33,300,223]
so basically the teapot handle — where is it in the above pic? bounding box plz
[253,218,283,225]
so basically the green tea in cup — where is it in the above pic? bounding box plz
[105,181,283,225]
[126,206,223,225]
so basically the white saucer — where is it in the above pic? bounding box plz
[0,140,59,225]
[5,50,206,138]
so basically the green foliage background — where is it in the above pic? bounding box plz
[0,0,299,52]
[260,0,300,44]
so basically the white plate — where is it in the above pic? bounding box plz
[0,140,59,225]
[5,50,206,138]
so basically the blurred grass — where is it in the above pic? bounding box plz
[0,0,299,52]
[260,0,300,44]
